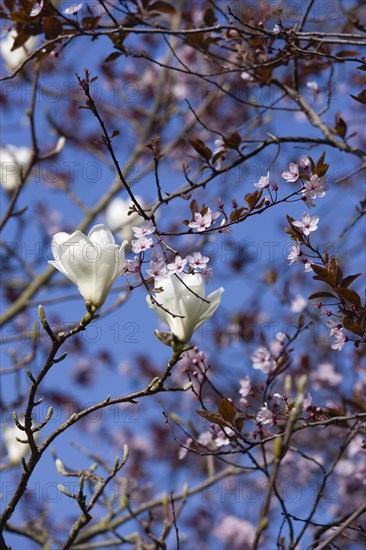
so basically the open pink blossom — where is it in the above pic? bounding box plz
[291,294,307,312]
[293,212,319,236]
[302,174,329,203]
[167,255,187,274]
[146,259,170,280]
[288,240,302,265]
[215,427,235,447]
[256,403,274,425]
[254,171,270,188]
[186,251,209,270]
[132,220,155,238]
[131,236,153,253]
[188,208,220,232]
[281,162,299,182]
[251,347,276,373]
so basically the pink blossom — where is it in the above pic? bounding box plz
[306,81,319,93]
[197,431,215,447]
[186,251,209,270]
[293,212,319,236]
[240,71,254,82]
[300,157,310,169]
[131,236,153,253]
[288,240,302,265]
[178,438,193,460]
[269,332,286,355]
[291,294,307,312]
[132,220,155,238]
[302,175,329,203]
[281,162,299,182]
[251,346,276,373]
[214,516,256,549]
[256,403,274,425]
[326,320,347,351]
[303,392,313,410]
[254,171,270,188]
[239,375,251,398]
[146,259,170,280]
[167,255,187,274]
[215,427,235,447]
[188,208,220,232]
[330,330,347,351]
[312,362,343,388]
[125,256,140,273]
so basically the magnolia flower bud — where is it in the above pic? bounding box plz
[0,30,38,72]
[105,196,145,243]
[0,145,32,192]
[49,224,127,309]
[147,273,224,344]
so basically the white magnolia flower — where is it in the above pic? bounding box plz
[293,212,319,236]
[281,162,299,182]
[49,224,127,309]
[0,145,32,191]
[147,273,224,343]
[3,423,34,464]
[106,196,145,242]
[0,30,37,72]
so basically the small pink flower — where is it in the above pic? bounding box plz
[254,171,270,188]
[293,212,319,236]
[302,174,328,203]
[288,240,301,265]
[146,260,170,280]
[188,208,219,232]
[186,251,209,270]
[131,236,153,253]
[256,403,274,425]
[132,221,155,238]
[239,376,251,399]
[167,255,187,274]
[281,162,299,182]
[251,347,276,373]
